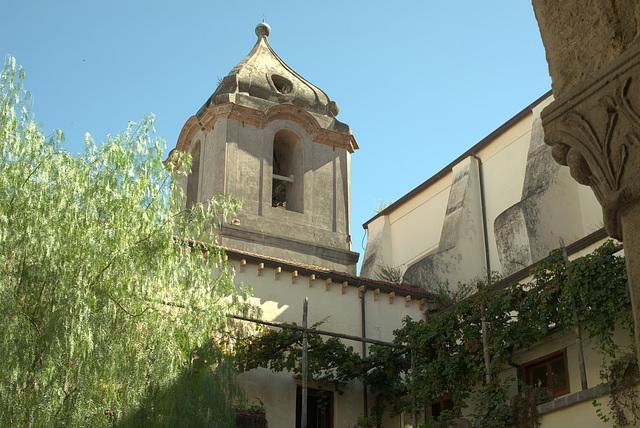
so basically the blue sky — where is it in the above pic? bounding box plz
[1,1,551,273]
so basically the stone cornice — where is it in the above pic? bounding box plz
[542,43,640,240]
[220,224,359,265]
[171,103,358,160]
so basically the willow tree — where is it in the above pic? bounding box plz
[0,56,245,427]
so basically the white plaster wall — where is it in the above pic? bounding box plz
[379,113,534,283]
[234,260,424,350]
[232,259,425,427]
[477,118,533,273]
[537,396,617,428]
[363,97,604,288]
[388,172,452,269]
[360,215,392,279]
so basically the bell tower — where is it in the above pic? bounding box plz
[170,23,359,274]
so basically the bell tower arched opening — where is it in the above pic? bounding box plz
[171,22,360,273]
[272,129,303,213]
[186,140,201,210]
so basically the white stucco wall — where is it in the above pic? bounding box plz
[388,172,452,269]
[232,258,426,427]
[478,118,533,273]
[362,94,604,291]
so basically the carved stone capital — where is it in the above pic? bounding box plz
[542,44,640,240]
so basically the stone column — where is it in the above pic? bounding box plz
[620,203,640,355]
[532,1,640,358]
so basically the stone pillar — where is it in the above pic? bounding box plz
[531,1,640,358]
[620,203,640,356]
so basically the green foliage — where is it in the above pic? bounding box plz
[374,263,404,284]
[245,398,266,415]
[237,239,632,427]
[373,199,392,214]
[0,56,246,426]
[356,415,375,427]
[424,279,475,309]
[409,240,633,427]
[117,344,245,427]
[235,321,410,426]
[235,322,363,395]
[470,380,513,427]
[598,354,640,426]
[234,398,268,428]
[364,343,410,419]
[510,386,551,428]
[399,296,485,417]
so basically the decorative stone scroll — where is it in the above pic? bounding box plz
[542,45,640,240]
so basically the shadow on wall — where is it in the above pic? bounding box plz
[405,101,590,289]
[493,113,584,277]
[403,156,486,292]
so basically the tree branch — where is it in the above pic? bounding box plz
[106,292,152,318]
[9,150,61,207]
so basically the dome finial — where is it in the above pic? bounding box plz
[255,19,271,38]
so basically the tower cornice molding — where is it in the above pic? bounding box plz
[172,103,358,160]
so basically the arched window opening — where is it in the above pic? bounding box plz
[272,130,303,213]
[186,141,201,210]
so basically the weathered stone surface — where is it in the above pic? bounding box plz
[403,157,486,291]
[494,204,534,276]
[532,0,640,95]
[168,24,359,274]
[494,107,584,276]
[196,23,349,135]
[619,203,640,360]
[359,215,392,280]
[534,1,640,358]
[541,44,640,240]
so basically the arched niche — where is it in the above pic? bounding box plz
[186,140,201,209]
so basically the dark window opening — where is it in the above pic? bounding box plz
[186,141,201,210]
[295,387,333,428]
[523,350,569,397]
[271,129,303,213]
[431,397,454,421]
[271,146,288,208]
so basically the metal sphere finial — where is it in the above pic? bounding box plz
[255,22,271,38]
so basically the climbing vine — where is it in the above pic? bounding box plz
[235,241,636,427]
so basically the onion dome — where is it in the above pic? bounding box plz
[197,22,341,120]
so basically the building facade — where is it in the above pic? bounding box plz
[360,93,636,426]
[170,22,637,427]
[361,93,604,289]
[169,22,430,427]
[169,22,358,276]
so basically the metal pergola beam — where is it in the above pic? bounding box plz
[231,314,403,349]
